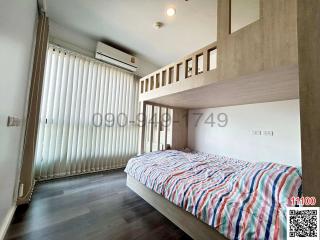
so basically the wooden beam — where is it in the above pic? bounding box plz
[157,107,161,150]
[164,107,168,150]
[159,71,163,87]
[191,56,196,77]
[139,101,147,154]
[297,0,320,206]
[149,105,154,152]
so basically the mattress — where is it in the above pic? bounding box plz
[124,150,302,240]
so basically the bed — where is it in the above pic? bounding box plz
[125,150,302,240]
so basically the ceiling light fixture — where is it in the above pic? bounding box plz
[166,8,176,17]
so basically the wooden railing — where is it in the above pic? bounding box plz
[140,101,173,153]
[139,101,188,154]
[139,42,217,95]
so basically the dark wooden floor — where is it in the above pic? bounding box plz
[5,169,191,240]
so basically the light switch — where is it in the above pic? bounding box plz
[263,130,274,136]
[252,130,262,136]
[7,116,21,127]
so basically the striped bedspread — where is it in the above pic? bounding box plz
[124,150,302,240]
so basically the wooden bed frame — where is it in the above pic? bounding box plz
[126,175,227,240]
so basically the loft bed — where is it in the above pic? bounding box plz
[139,0,299,109]
[126,0,301,239]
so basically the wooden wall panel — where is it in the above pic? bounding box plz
[217,0,263,81]
[297,0,320,206]
[18,14,49,205]
[262,0,298,69]
[171,108,188,150]
[217,0,298,81]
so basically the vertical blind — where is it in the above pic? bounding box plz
[34,45,139,180]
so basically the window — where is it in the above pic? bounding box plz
[34,45,139,179]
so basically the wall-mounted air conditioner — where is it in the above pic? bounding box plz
[95,42,138,72]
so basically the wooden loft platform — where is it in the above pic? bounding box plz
[139,0,299,109]
[144,64,299,109]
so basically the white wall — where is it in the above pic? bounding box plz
[0,0,37,234]
[188,100,301,166]
[49,21,159,77]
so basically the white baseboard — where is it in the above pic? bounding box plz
[0,206,16,240]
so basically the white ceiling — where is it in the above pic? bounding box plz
[45,0,217,68]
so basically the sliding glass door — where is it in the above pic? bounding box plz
[34,45,139,180]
